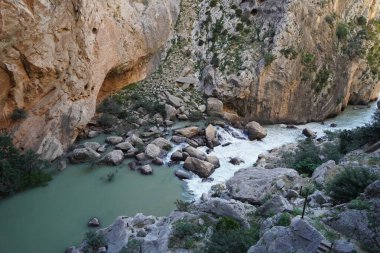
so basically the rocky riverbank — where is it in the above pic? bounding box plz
[67,142,380,253]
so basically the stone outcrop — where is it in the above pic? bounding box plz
[196,0,380,124]
[0,0,179,160]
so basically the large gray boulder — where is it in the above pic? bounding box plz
[324,209,380,251]
[183,157,215,178]
[69,148,101,164]
[145,144,161,159]
[257,195,293,217]
[248,218,325,253]
[183,146,207,160]
[226,167,299,204]
[364,180,380,198]
[302,128,316,138]
[139,165,153,175]
[206,156,220,169]
[312,160,340,187]
[245,121,267,140]
[102,150,124,165]
[174,126,200,138]
[196,197,255,227]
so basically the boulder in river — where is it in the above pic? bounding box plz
[139,165,153,175]
[183,157,215,178]
[229,157,245,165]
[88,217,100,227]
[69,148,101,164]
[115,142,133,151]
[245,121,267,140]
[106,136,124,145]
[205,124,219,148]
[171,151,184,161]
[102,150,124,165]
[184,146,207,160]
[83,142,101,151]
[151,137,172,150]
[175,170,192,180]
[206,155,220,169]
[145,144,161,159]
[174,126,200,138]
[302,128,316,138]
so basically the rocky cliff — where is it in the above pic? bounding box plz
[196,0,380,124]
[0,0,179,160]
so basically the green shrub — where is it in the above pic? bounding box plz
[205,217,260,253]
[84,231,106,251]
[357,16,367,26]
[336,23,349,40]
[96,98,122,114]
[282,139,322,176]
[0,134,51,198]
[174,199,190,212]
[264,52,276,67]
[98,113,117,127]
[325,16,334,27]
[302,52,316,67]
[188,111,203,122]
[168,220,205,249]
[348,198,371,210]
[280,47,298,60]
[276,213,291,226]
[11,108,27,121]
[337,111,380,153]
[326,167,379,203]
[215,217,241,232]
[315,67,331,92]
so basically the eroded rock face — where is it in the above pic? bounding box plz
[0,0,179,160]
[196,0,380,124]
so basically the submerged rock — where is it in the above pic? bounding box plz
[229,157,245,165]
[88,217,100,228]
[139,165,153,175]
[175,170,192,180]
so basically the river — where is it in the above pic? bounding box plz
[0,102,378,253]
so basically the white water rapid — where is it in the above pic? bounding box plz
[182,102,379,198]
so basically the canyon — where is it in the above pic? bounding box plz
[0,0,379,160]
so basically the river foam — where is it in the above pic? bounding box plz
[184,102,379,198]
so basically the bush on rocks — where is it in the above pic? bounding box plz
[326,167,380,203]
[0,134,52,198]
[84,231,106,252]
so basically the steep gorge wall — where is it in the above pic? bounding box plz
[196,0,380,124]
[0,0,179,160]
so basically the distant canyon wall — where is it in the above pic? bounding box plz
[0,0,179,160]
[196,0,380,124]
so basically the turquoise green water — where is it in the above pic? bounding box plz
[0,158,184,253]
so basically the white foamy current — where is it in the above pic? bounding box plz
[174,101,379,199]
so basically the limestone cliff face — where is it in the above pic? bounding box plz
[0,0,179,160]
[196,0,380,124]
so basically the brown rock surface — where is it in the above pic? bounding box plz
[0,0,179,160]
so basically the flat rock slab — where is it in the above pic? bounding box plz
[176,77,198,84]
[226,167,299,204]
